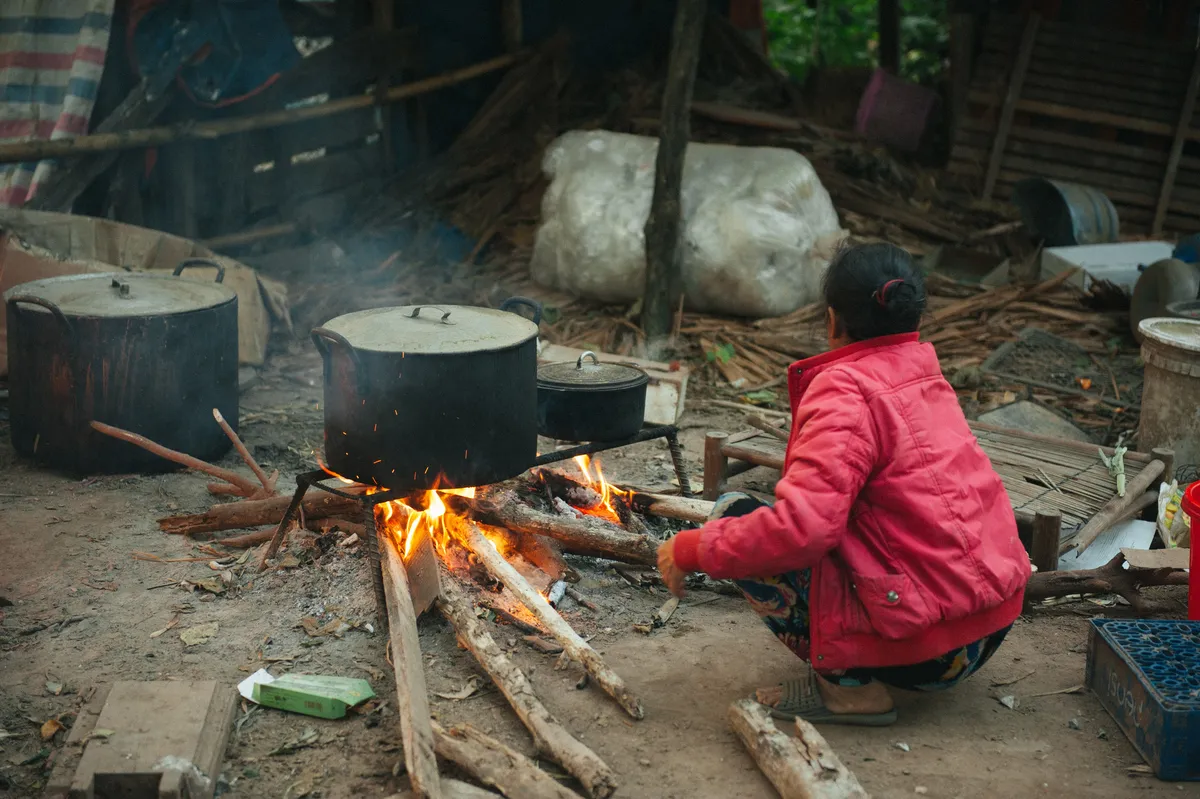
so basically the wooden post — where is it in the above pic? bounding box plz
[1152,447,1176,486]
[1153,50,1200,235]
[502,0,523,53]
[642,0,706,350]
[1030,511,1061,574]
[982,14,1039,201]
[878,0,901,74]
[948,12,975,144]
[703,432,730,502]
[372,0,398,175]
[380,537,442,799]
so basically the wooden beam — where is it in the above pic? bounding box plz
[380,537,442,799]
[0,54,520,165]
[878,0,901,74]
[1153,48,1200,234]
[642,0,706,347]
[983,14,1039,200]
[1067,459,1166,556]
[1030,511,1061,574]
[703,432,730,501]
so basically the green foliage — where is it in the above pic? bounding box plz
[763,0,949,85]
[706,342,737,364]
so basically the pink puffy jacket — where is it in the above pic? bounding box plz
[674,333,1030,671]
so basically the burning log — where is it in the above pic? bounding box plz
[91,421,265,498]
[432,722,584,799]
[158,491,365,536]
[534,469,604,511]
[465,491,657,566]
[461,523,645,720]
[438,577,617,798]
[729,699,869,799]
[380,536,442,798]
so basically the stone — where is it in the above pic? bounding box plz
[978,401,1091,443]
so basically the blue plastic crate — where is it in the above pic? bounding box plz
[1086,619,1200,781]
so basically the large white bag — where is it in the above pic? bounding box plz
[531,130,846,318]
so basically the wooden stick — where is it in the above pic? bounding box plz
[1154,48,1200,234]
[437,577,617,798]
[745,416,789,442]
[728,699,869,799]
[462,523,645,720]
[1026,553,1189,614]
[391,778,503,799]
[212,408,276,494]
[380,536,442,799]
[207,482,248,497]
[214,529,275,548]
[1069,459,1165,555]
[90,421,261,496]
[0,54,521,164]
[432,722,583,799]
[158,490,365,536]
[465,493,657,566]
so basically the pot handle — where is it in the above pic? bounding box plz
[407,306,454,324]
[8,294,75,338]
[499,296,542,326]
[311,326,367,393]
[576,351,600,369]
[173,257,226,284]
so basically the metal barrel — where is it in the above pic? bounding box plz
[1012,178,1120,247]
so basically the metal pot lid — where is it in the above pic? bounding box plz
[538,351,649,390]
[4,272,235,318]
[321,304,539,355]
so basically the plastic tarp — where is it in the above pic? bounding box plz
[531,130,846,318]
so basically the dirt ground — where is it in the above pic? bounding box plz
[1,341,1197,799]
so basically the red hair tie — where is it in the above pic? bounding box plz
[873,278,904,307]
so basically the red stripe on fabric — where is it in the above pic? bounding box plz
[53,113,90,135]
[0,119,57,140]
[0,185,31,207]
[0,46,106,72]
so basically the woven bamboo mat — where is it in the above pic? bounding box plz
[720,422,1143,532]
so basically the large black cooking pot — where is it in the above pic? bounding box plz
[312,298,541,490]
[4,260,239,473]
[537,351,649,442]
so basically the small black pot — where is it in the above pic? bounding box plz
[537,351,649,442]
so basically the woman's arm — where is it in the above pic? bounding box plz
[673,370,878,580]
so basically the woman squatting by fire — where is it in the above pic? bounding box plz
[657,242,1031,726]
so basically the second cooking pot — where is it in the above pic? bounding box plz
[537,351,649,442]
[5,260,239,473]
[313,299,540,490]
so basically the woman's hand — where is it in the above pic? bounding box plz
[657,537,689,598]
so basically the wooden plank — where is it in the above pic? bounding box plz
[245,146,382,214]
[276,106,377,159]
[966,89,1176,137]
[975,54,1186,111]
[1154,47,1200,234]
[983,14,1040,200]
[1031,512,1062,573]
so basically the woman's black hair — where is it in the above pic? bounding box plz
[821,241,926,342]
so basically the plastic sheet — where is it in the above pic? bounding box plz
[531,130,845,318]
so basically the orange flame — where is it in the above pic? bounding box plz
[573,455,629,524]
[376,485,477,561]
[315,452,355,485]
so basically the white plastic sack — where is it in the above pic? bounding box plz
[531,130,846,318]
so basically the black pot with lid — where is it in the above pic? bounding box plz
[313,297,541,490]
[5,259,239,472]
[537,351,649,442]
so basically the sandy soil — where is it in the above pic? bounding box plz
[1,343,1196,799]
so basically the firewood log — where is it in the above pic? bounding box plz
[432,722,583,799]
[438,577,616,798]
[158,491,365,536]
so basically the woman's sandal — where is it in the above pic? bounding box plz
[759,671,898,727]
